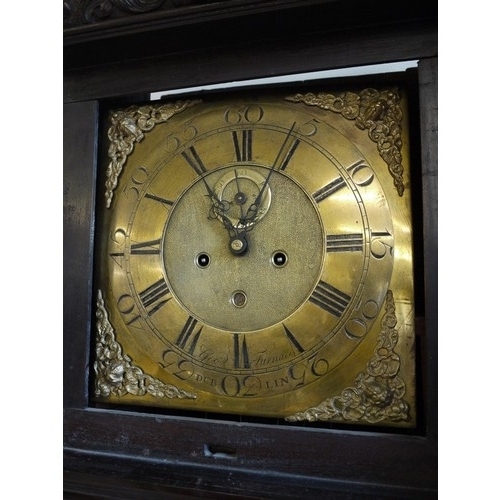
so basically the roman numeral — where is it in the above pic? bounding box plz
[312,177,346,203]
[138,278,171,316]
[312,160,366,203]
[282,324,304,353]
[233,334,251,369]
[232,129,252,161]
[326,233,363,252]
[175,316,202,354]
[144,193,174,207]
[109,239,161,263]
[309,280,351,317]
[279,138,300,170]
[130,239,161,255]
[272,122,300,170]
[181,146,206,175]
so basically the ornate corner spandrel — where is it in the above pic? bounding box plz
[105,99,202,208]
[285,290,411,425]
[94,290,197,401]
[285,88,405,196]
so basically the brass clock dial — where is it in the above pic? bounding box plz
[164,164,325,332]
[95,88,416,426]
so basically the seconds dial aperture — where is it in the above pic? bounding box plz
[213,167,271,228]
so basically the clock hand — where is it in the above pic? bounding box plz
[200,173,233,226]
[200,173,248,255]
[242,121,296,225]
[216,205,248,255]
[243,165,273,224]
[233,169,246,223]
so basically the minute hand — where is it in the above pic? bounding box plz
[242,121,296,224]
[243,165,275,223]
[200,173,248,255]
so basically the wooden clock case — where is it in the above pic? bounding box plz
[64,1,437,498]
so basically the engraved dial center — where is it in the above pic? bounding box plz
[163,166,324,332]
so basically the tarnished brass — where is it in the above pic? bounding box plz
[94,87,416,427]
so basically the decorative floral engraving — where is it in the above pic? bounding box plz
[105,100,201,208]
[286,88,405,196]
[285,290,411,424]
[94,289,196,400]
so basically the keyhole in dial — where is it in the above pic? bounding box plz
[196,252,210,268]
[231,291,247,308]
[272,251,288,267]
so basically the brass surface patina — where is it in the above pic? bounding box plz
[95,88,416,426]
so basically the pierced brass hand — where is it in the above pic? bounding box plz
[201,173,248,255]
[241,122,296,226]
[242,164,275,225]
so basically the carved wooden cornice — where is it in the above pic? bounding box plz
[64,0,246,29]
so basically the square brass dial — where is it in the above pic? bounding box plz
[93,85,416,428]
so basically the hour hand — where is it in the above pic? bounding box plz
[213,202,248,255]
[218,212,248,256]
[200,174,231,225]
[242,166,273,225]
[201,174,248,255]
